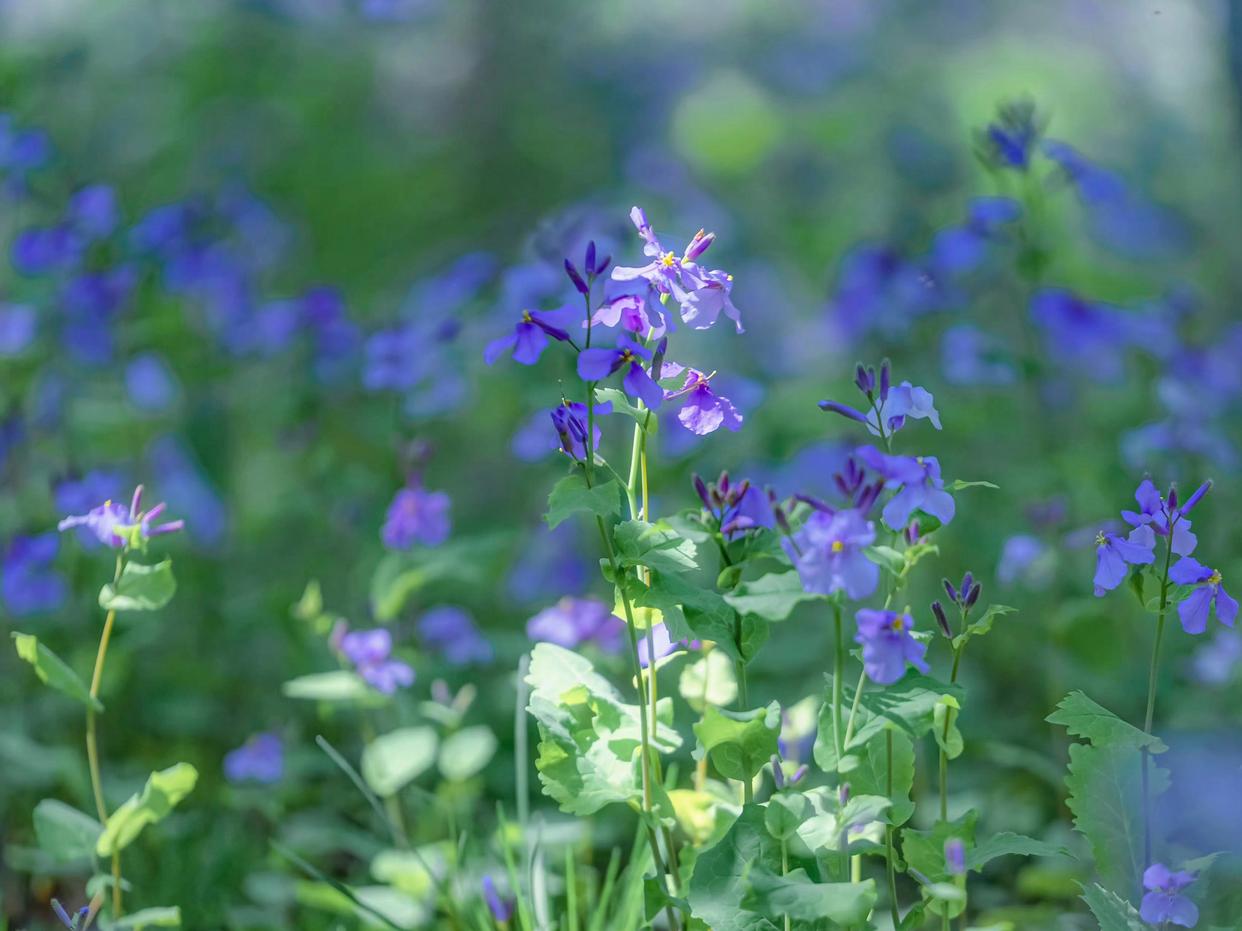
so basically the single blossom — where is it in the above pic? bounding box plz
[1139,864,1198,928]
[664,367,742,436]
[223,733,284,784]
[855,609,929,685]
[381,485,451,549]
[57,485,184,549]
[782,508,878,600]
[979,100,1041,170]
[1169,557,1237,634]
[2,533,67,616]
[637,622,698,668]
[576,335,663,409]
[997,534,1048,587]
[526,596,625,654]
[483,304,577,366]
[855,446,955,530]
[339,628,415,693]
[1092,527,1156,596]
[418,606,493,665]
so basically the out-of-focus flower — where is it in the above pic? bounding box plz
[2,534,67,616]
[125,353,180,412]
[507,523,592,604]
[664,367,742,436]
[1030,289,1134,383]
[224,733,284,784]
[932,197,1021,275]
[576,335,663,409]
[481,876,513,923]
[339,628,414,693]
[978,100,1041,170]
[12,225,83,276]
[484,305,576,366]
[1192,631,1242,685]
[856,446,955,530]
[782,507,877,600]
[0,303,37,357]
[944,838,966,876]
[855,609,929,685]
[1139,864,1198,927]
[417,606,493,666]
[381,485,451,549]
[997,534,1048,586]
[1169,558,1237,634]
[526,596,625,653]
[67,184,120,240]
[148,437,227,548]
[637,622,697,668]
[940,324,1014,386]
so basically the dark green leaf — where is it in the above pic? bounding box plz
[967,832,1070,871]
[687,805,781,931]
[12,633,102,711]
[545,470,625,530]
[98,560,176,612]
[1080,883,1146,931]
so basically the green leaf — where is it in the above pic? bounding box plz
[525,643,680,815]
[723,572,819,622]
[369,534,506,621]
[33,799,102,863]
[361,727,438,796]
[97,763,198,856]
[614,520,698,573]
[693,702,781,782]
[948,479,1000,491]
[679,650,738,713]
[742,868,877,924]
[12,633,102,711]
[967,832,1070,871]
[98,560,176,612]
[1080,883,1146,931]
[903,811,976,918]
[102,907,182,929]
[1064,742,1167,895]
[687,805,782,931]
[865,545,905,575]
[933,695,963,760]
[763,794,809,841]
[282,671,373,703]
[436,726,497,782]
[595,387,655,431]
[951,603,1017,650]
[795,791,891,855]
[545,471,624,530]
[826,729,916,826]
[1046,691,1167,752]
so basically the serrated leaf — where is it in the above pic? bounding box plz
[951,604,1017,650]
[282,671,372,703]
[545,471,624,530]
[1046,691,1166,752]
[97,763,198,856]
[361,727,438,796]
[742,868,877,924]
[525,643,680,815]
[436,726,497,782]
[1080,883,1146,931]
[33,799,102,864]
[693,702,781,782]
[12,633,102,711]
[724,572,820,622]
[614,520,698,573]
[967,832,1070,871]
[99,560,176,612]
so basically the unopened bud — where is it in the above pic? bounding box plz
[932,601,951,638]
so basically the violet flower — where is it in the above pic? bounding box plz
[1139,864,1198,927]
[2,534,67,616]
[1123,478,1208,556]
[1169,557,1238,634]
[855,446,955,530]
[576,335,663,409]
[1092,528,1156,596]
[637,622,698,668]
[58,485,184,549]
[223,733,284,784]
[664,367,742,436]
[339,628,415,693]
[483,304,577,365]
[855,609,929,685]
[782,508,878,600]
[944,838,966,876]
[550,400,611,462]
[418,606,493,665]
[381,484,451,549]
[482,876,513,923]
[526,596,625,654]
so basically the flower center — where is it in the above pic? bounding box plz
[521,310,533,323]
[660,251,677,268]
[620,350,636,364]
[1095,531,1107,547]
[830,540,845,553]
[891,617,905,632]
[1209,569,1223,586]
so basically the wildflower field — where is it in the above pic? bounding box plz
[3,2,1241,929]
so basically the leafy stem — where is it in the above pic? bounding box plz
[1141,531,1175,869]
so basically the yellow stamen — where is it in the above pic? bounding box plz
[1209,570,1223,586]
[1095,531,1108,547]
[830,540,845,553]
[660,251,677,267]
[892,617,905,632]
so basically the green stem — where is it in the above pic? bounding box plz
[781,837,791,931]
[885,730,900,929]
[87,553,125,918]
[842,668,868,748]
[1142,535,1175,869]
[832,603,845,763]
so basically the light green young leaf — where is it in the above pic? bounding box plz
[796,791,891,855]
[12,633,102,711]
[679,650,738,713]
[595,387,655,431]
[361,727,438,796]
[741,868,877,924]
[1046,690,1167,753]
[436,726,497,782]
[101,907,182,929]
[1080,883,1147,931]
[948,479,1000,491]
[693,702,781,782]
[614,520,698,573]
[99,560,176,612]
[951,604,1017,650]
[545,471,624,530]
[723,572,820,622]
[33,799,102,863]
[282,671,373,703]
[97,763,198,856]
[865,545,905,576]
[933,695,964,760]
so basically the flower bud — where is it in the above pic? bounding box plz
[960,572,974,595]
[564,258,589,295]
[584,240,597,276]
[770,754,785,790]
[943,578,959,603]
[685,229,715,261]
[790,764,808,785]
[693,473,712,510]
[965,582,981,608]
[819,400,869,424]
[717,564,743,590]
[879,359,891,402]
[594,253,611,276]
[854,363,871,394]
[932,600,951,638]
[1166,484,1178,511]
[904,520,921,545]
[838,782,851,806]
[1180,480,1211,516]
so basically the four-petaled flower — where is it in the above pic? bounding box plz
[484,305,576,365]
[856,446,955,530]
[1169,557,1238,634]
[1139,863,1198,928]
[782,507,878,600]
[576,335,663,409]
[1092,528,1156,596]
[381,484,451,549]
[664,366,742,436]
[339,627,415,693]
[58,485,184,549]
[854,609,929,685]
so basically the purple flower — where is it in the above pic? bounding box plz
[550,400,611,461]
[339,628,415,693]
[1121,479,1202,557]
[68,184,120,240]
[418,606,493,666]
[1169,558,1237,635]
[576,335,663,409]
[481,876,513,923]
[979,100,1041,170]
[855,446,955,530]
[997,534,1048,587]
[940,324,1014,386]
[1192,631,1242,685]
[944,838,966,876]
[125,353,180,412]
[484,304,576,365]
[2,534,67,616]
[0,303,37,357]
[1093,528,1156,596]
[864,382,941,437]
[224,733,284,784]
[1030,289,1131,383]
[381,485,451,549]
[11,225,83,275]
[527,597,625,654]
[664,367,742,436]
[782,508,878,600]
[854,609,929,685]
[637,622,697,668]
[1139,864,1198,927]
[679,267,743,333]
[589,283,671,337]
[931,197,1022,275]
[58,485,184,549]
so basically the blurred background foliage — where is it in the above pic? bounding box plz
[2,0,1241,927]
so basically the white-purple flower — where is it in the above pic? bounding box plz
[782,507,878,600]
[224,733,284,784]
[664,367,742,436]
[1139,864,1198,928]
[1170,557,1237,634]
[855,609,929,685]
[576,334,663,409]
[339,628,415,693]
[381,485,451,549]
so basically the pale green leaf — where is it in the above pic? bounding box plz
[436,726,497,782]
[102,906,182,929]
[678,651,738,713]
[614,520,698,573]
[98,560,176,612]
[282,671,373,703]
[97,763,198,856]
[723,572,820,622]
[12,633,102,711]
[693,702,780,782]
[361,727,438,797]
[742,868,877,924]
[33,799,102,863]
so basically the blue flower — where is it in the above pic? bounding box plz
[1092,528,1156,596]
[418,606,493,666]
[940,324,1014,386]
[484,304,577,366]
[979,100,1041,170]
[997,534,1048,587]
[855,609,929,685]
[931,196,1021,275]
[576,335,663,409]
[856,446,955,530]
[224,733,284,784]
[339,628,414,693]
[782,507,878,600]
[2,534,67,616]
[526,597,625,654]
[1139,864,1198,928]
[382,485,451,549]
[1170,558,1237,635]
